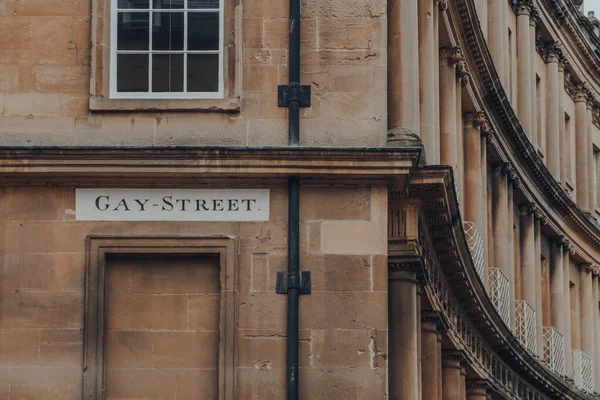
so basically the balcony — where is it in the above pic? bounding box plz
[464,221,484,280]
[573,350,594,393]
[515,300,536,355]
[488,267,510,327]
[542,326,565,375]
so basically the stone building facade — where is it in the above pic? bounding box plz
[1,0,600,399]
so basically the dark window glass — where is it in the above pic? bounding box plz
[117,54,149,92]
[187,54,219,92]
[152,12,184,50]
[153,0,184,9]
[117,12,149,50]
[117,0,149,9]
[187,12,219,50]
[152,54,184,92]
[188,0,219,8]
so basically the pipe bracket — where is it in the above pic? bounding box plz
[278,84,311,107]
[275,271,312,294]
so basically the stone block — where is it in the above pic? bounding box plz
[300,0,386,19]
[300,291,386,329]
[238,335,286,368]
[9,367,82,400]
[35,65,89,92]
[300,186,371,221]
[0,291,83,329]
[12,253,55,290]
[176,370,219,400]
[299,367,386,399]
[0,329,39,367]
[0,65,20,91]
[39,329,83,367]
[318,19,372,50]
[105,294,187,331]
[104,330,153,369]
[243,91,287,119]
[237,367,286,400]
[53,253,85,291]
[104,369,177,400]
[242,0,288,18]
[242,18,263,48]
[152,331,219,369]
[154,114,248,146]
[251,253,270,291]
[243,65,280,92]
[311,329,370,367]
[188,294,221,331]
[371,254,387,291]
[4,93,63,117]
[1,186,68,221]
[7,0,91,16]
[321,220,386,254]
[15,47,77,65]
[247,118,288,146]
[302,254,372,292]
[238,292,287,330]
[239,220,288,253]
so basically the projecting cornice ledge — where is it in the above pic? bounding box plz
[451,0,600,249]
[406,166,595,400]
[0,146,421,186]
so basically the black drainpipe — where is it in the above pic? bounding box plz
[275,0,311,398]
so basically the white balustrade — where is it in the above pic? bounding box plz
[573,350,594,393]
[464,221,484,280]
[542,326,565,375]
[489,268,510,327]
[515,300,536,355]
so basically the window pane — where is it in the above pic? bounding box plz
[187,12,219,50]
[117,12,149,50]
[152,54,184,92]
[152,12,184,50]
[188,0,219,8]
[153,0,184,9]
[117,0,149,9]
[187,54,219,92]
[117,54,149,92]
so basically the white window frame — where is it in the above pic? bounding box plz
[109,0,224,100]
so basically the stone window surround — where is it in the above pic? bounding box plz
[89,0,241,112]
[82,236,236,400]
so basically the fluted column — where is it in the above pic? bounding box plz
[530,9,538,149]
[516,1,533,137]
[563,241,573,377]
[534,214,544,357]
[559,61,567,185]
[466,380,490,400]
[440,48,462,172]
[481,132,490,280]
[492,164,510,301]
[550,238,565,335]
[593,270,600,391]
[574,87,590,211]
[442,352,463,400]
[519,204,537,308]
[422,312,441,400]
[487,0,505,87]
[434,1,444,162]
[464,112,485,231]
[388,0,420,140]
[507,172,518,331]
[459,366,466,400]
[545,44,562,179]
[587,104,595,212]
[389,262,420,400]
[580,263,595,377]
[419,0,437,163]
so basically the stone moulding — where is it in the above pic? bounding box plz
[0,146,421,186]
[451,0,600,253]
[406,166,594,400]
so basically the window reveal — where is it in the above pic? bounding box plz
[110,0,223,99]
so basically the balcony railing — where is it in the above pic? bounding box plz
[542,326,565,375]
[515,300,536,355]
[463,221,484,280]
[489,268,510,327]
[573,350,594,393]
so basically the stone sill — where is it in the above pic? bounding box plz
[89,96,241,113]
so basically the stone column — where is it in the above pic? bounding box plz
[507,173,518,331]
[440,48,462,172]
[487,0,505,86]
[422,312,441,400]
[388,0,420,140]
[419,0,437,164]
[492,164,510,302]
[574,87,590,211]
[434,1,444,163]
[519,204,537,311]
[550,238,565,334]
[580,264,595,375]
[464,112,485,232]
[442,352,463,400]
[545,44,562,180]
[593,270,600,391]
[563,241,573,377]
[534,215,544,357]
[481,132,490,281]
[459,367,466,400]
[587,104,595,212]
[389,262,420,400]
[466,380,490,400]
[516,1,533,137]
[559,60,567,184]
[530,9,538,149]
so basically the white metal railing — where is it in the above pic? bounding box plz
[542,326,565,375]
[573,350,594,393]
[489,268,510,327]
[515,300,536,354]
[464,221,484,279]
[454,179,460,205]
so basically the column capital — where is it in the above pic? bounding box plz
[493,162,511,175]
[593,266,600,277]
[463,111,486,127]
[534,209,548,225]
[519,202,538,216]
[438,0,448,11]
[580,263,594,274]
[441,350,464,368]
[515,0,533,16]
[466,379,491,397]
[388,260,422,283]
[422,310,442,333]
[529,4,539,25]
[440,46,462,63]
[456,59,470,87]
[542,42,563,64]
[593,108,600,128]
